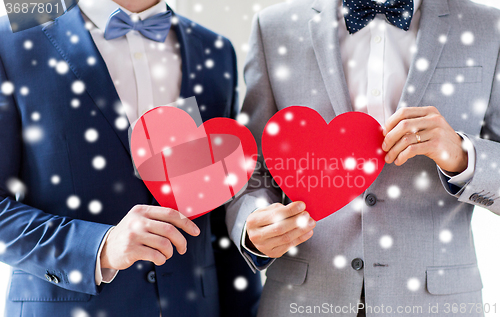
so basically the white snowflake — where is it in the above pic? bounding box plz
[439,229,453,243]
[31,112,40,121]
[1,81,14,95]
[255,197,269,209]
[266,122,280,136]
[88,200,102,214]
[344,157,356,170]
[161,184,171,194]
[6,178,26,196]
[287,246,298,256]
[275,66,290,80]
[72,81,85,94]
[0,241,6,254]
[67,195,81,209]
[363,161,376,174]
[387,185,401,199]
[115,117,128,130]
[219,237,231,249]
[252,4,262,12]
[407,278,420,291]
[234,276,248,291]
[70,35,79,44]
[84,128,99,143]
[379,235,393,249]
[24,40,33,50]
[71,308,90,317]
[278,46,287,55]
[48,58,57,67]
[333,255,347,269]
[56,61,69,75]
[441,83,454,96]
[461,31,474,45]
[236,112,249,125]
[92,156,106,170]
[205,59,214,69]
[414,172,430,191]
[193,84,203,94]
[71,99,80,108]
[51,175,61,185]
[415,58,429,72]
[23,126,44,143]
[296,214,309,228]
[69,270,82,284]
[224,173,238,186]
[193,3,203,12]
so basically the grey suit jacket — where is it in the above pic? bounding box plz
[227,0,500,316]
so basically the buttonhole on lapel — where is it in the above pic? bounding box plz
[373,263,389,267]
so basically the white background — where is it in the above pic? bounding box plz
[1,0,500,316]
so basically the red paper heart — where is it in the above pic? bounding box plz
[262,106,385,221]
[130,106,257,219]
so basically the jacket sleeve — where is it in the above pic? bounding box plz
[225,14,281,272]
[0,53,112,296]
[439,50,500,215]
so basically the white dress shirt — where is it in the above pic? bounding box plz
[78,0,182,285]
[242,0,476,258]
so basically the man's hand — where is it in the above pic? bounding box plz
[246,202,316,258]
[382,106,468,174]
[100,205,200,270]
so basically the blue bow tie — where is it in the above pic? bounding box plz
[104,8,173,42]
[343,0,414,34]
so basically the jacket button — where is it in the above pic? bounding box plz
[487,200,494,207]
[147,270,156,283]
[470,193,479,202]
[365,194,377,207]
[51,275,60,284]
[351,258,364,271]
[45,273,53,282]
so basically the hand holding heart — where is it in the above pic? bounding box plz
[245,202,316,258]
[382,106,468,174]
[100,205,200,270]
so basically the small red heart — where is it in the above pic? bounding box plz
[262,106,385,221]
[130,107,257,219]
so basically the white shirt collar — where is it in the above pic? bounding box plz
[79,0,168,30]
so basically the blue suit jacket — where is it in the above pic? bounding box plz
[0,6,260,317]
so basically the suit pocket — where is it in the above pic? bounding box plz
[9,272,91,302]
[429,66,482,84]
[265,257,308,286]
[426,263,483,295]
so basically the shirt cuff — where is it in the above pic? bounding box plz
[240,221,270,258]
[95,227,119,286]
[437,132,475,188]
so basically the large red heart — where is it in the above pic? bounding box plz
[130,106,257,219]
[262,106,385,221]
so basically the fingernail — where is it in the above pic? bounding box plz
[382,128,387,136]
[382,142,387,151]
[385,155,389,162]
[297,202,306,211]
[194,226,200,235]
[308,219,316,227]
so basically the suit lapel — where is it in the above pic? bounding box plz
[43,7,131,154]
[397,0,451,110]
[309,0,352,116]
[174,15,204,113]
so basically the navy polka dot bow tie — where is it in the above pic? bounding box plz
[343,0,414,34]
